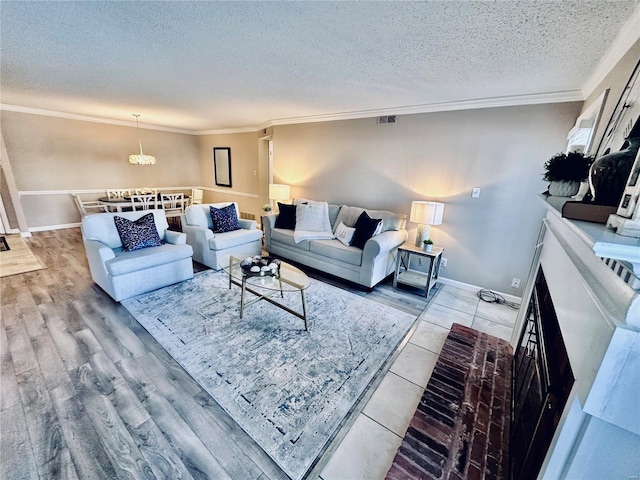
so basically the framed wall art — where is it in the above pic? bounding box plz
[214,147,232,187]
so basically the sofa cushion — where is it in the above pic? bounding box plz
[114,213,163,252]
[334,206,406,233]
[185,205,208,229]
[210,204,240,233]
[350,211,382,249]
[208,228,263,251]
[296,202,328,232]
[334,221,356,246]
[106,243,193,276]
[275,203,297,229]
[271,228,311,251]
[329,204,342,229]
[294,199,333,232]
[310,239,363,266]
[292,201,335,243]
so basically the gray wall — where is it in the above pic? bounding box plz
[196,132,265,215]
[1,111,200,227]
[2,40,636,293]
[272,102,583,294]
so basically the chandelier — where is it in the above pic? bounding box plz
[129,114,156,165]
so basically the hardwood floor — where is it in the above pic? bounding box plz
[1,228,431,479]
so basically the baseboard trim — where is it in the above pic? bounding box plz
[438,276,521,304]
[29,222,81,232]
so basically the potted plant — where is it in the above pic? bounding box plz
[261,203,272,212]
[543,151,594,197]
[422,238,434,252]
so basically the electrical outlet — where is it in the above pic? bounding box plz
[441,257,448,267]
[511,277,521,288]
[472,187,481,198]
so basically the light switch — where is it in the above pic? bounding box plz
[472,188,481,198]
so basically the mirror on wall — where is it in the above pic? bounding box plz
[213,147,232,187]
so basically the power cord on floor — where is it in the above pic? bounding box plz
[477,289,520,309]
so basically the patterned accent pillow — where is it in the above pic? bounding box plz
[114,213,163,252]
[210,204,240,233]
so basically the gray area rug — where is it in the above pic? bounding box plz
[123,270,416,479]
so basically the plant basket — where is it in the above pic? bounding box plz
[548,180,580,197]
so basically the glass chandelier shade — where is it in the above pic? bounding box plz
[129,114,156,165]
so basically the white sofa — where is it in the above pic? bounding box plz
[181,202,263,270]
[263,204,408,289]
[81,210,194,302]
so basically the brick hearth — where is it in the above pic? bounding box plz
[386,323,513,480]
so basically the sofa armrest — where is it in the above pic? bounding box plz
[183,224,213,244]
[239,218,257,230]
[262,214,277,230]
[84,239,116,264]
[83,239,116,289]
[164,230,187,245]
[262,214,278,251]
[363,230,408,260]
[183,224,214,264]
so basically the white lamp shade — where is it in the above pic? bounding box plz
[410,201,444,225]
[269,184,290,201]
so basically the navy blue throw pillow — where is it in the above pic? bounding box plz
[114,213,163,252]
[274,203,297,230]
[350,211,382,249]
[210,204,240,233]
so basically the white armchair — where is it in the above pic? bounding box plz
[182,202,263,270]
[81,210,193,302]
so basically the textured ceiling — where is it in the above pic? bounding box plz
[1,1,638,131]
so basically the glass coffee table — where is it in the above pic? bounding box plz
[224,255,311,331]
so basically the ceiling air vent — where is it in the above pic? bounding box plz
[377,115,398,125]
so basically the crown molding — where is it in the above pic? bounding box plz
[581,3,640,98]
[195,126,259,135]
[266,91,584,127]
[0,104,195,134]
[2,91,584,136]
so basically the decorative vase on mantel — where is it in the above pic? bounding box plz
[587,137,640,206]
[548,180,580,197]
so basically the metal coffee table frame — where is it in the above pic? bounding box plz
[225,255,310,331]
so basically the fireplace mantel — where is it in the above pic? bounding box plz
[513,197,640,479]
[537,195,640,327]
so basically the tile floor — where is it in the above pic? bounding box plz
[318,284,519,480]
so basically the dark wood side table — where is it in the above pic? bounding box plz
[393,242,444,296]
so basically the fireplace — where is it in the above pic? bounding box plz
[510,268,574,480]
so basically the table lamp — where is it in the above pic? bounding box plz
[269,184,291,209]
[410,201,445,247]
